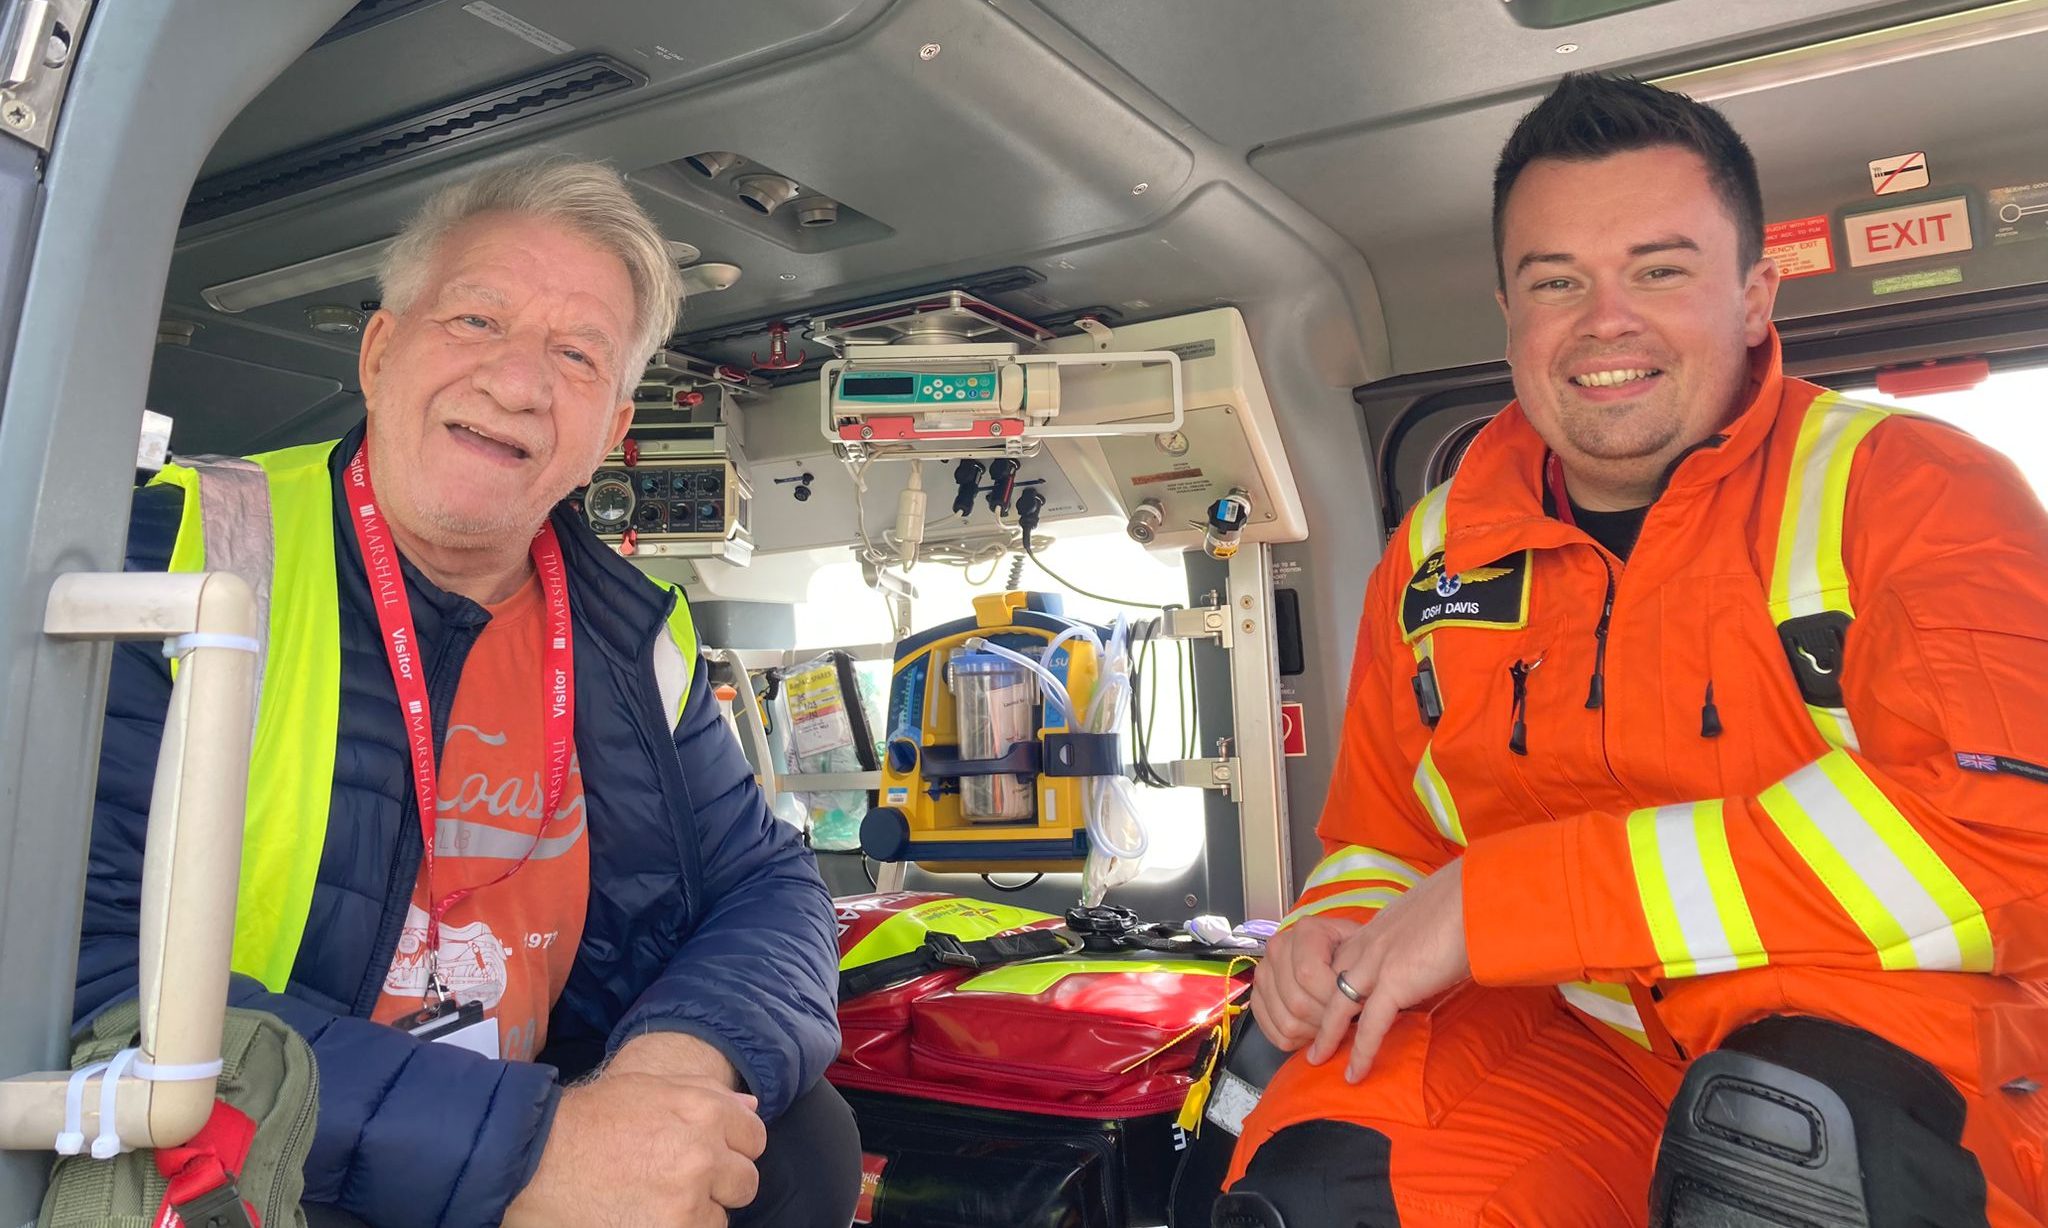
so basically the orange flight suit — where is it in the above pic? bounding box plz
[1230,332,2048,1224]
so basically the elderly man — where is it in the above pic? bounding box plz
[1226,75,2048,1226]
[77,161,858,1228]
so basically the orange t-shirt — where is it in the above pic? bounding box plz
[371,575,589,1062]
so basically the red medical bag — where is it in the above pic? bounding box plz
[829,892,1254,1226]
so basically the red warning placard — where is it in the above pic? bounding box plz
[1281,702,1308,758]
[1764,215,1835,280]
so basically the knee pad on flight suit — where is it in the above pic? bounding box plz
[1214,1120,1397,1228]
[1650,1015,1989,1228]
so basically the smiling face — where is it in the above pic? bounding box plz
[1496,145,1779,508]
[358,210,637,547]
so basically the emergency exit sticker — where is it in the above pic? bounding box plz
[1763,215,1835,279]
[1844,196,1972,268]
[1869,151,1929,196]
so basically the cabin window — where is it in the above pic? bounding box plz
[793,532,1206,877]
[1841,360,2048,502]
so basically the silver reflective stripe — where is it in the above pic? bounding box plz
[652,631,688,729]
[1780,400,1863,621]
[185,454,274,713]
[434,813,587,861]
[1638,802,1755,977]
[1302,848,1422,892]
[1558,981,1645,1034]
[1771,758,1972,970]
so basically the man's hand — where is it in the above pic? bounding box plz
[504,1036,763,1228]
[1307,859,1472,1083]
[1249,915,1362,1051]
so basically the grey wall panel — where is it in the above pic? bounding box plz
[0,142,39,419]
[0,3,355,1220]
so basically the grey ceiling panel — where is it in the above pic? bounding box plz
[160,0,1199,363]
[1258,15,2048,374]
[1038,0,1978,153]
[202,0,881,176]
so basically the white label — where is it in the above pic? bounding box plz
[137,410,172,471]
[1868,152,1929,196]
[427,1013,501,1059]
[1203,1069,1263,1134]
[1844,197,1972,268]
[786,662,856,760]
[462,2,574,53]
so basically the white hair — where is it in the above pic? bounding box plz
[377,158,680,393]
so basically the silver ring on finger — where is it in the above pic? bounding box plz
[1335,971,1363,1004]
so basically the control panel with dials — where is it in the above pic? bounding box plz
[569,459,752,561]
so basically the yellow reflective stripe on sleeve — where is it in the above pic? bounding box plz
[1402,482,1464,842]
[1302,846,1424,893]
[1758,752,1993,972]
[1626,800,1766,979]
[1412,744,1466,847]
[1558,980,1651,1049]
[1770,393,1891,624]
[1278,886,1404,930]
[1769,394,1891,753]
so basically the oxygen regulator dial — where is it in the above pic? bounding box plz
[584,473,635,528]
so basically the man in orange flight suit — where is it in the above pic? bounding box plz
[1222,73,2048,1226]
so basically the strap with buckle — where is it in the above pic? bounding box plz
[838,927,1079,1000]
[153,1100,261,1228]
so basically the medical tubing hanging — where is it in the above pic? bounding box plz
[962,626,1149,863]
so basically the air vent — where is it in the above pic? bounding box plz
[183,57,646,226]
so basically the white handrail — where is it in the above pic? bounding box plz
[0,571,259,1150]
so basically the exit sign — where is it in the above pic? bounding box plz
[1845,196,1973,268]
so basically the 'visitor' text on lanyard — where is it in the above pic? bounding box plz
[343,444,575,1004]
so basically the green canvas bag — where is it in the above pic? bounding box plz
[39,1000,319,1228]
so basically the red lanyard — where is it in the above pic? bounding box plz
[343,443,575,1001]
[1545,452,1578,528]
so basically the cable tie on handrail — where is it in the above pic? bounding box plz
[163,632,262,659]
[131,1056,224,1082]
[90,1047,141,1159]
[55,1059,110,1156]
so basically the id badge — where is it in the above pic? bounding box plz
[394,998,500,1059]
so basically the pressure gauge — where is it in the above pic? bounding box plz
[585,474,635,529]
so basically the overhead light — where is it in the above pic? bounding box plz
[304,304,367,335]
[1653,0,2048,103]
[201,237,392,314]
[678,262,742,295]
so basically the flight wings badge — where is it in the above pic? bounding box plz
[1401,550,1531,641]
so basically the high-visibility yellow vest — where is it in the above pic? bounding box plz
[152,441,697,991]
